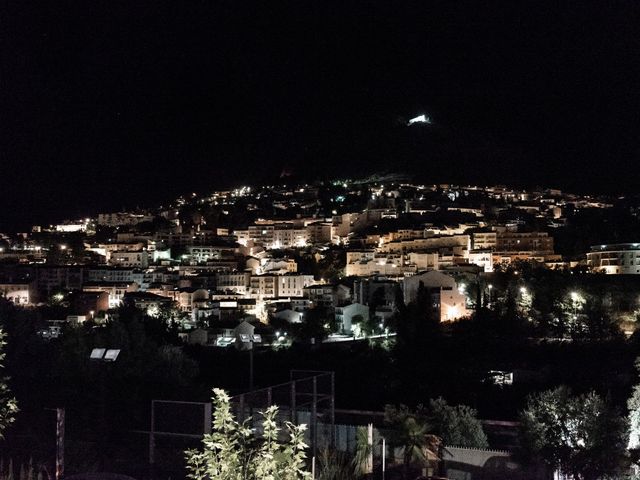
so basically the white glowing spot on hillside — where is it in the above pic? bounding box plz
[407,114,432,126]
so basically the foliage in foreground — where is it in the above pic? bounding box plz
[519,386,627,480]
[0,328,17,439]
[185,388,310,480]
[0,459,44,480]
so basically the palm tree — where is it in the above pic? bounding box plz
[352,425,380,477]
[316,448,353,480]
[384,405,444,479]
[400,416,427,478]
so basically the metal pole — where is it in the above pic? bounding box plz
[56,408,65,480]
[312,376,317,459]
[204,402,212,434]
[239,394,245,423]
[249,345,254,391]
[267,387,272,407]
[366,423,373,474]
[330,372,336,447]
[290,381,296,423]
[149,400,155,465]
[382,437,386,480]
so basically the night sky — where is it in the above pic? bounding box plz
[2,1,640,229]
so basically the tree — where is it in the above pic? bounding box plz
[352,425,379,477]
[384,405,441,479]
[294,307,330,343]
[185,388,310,480]
[0,328,17,439]
[426,398,488,449]
[519,386,627,480]
[627,358,640,464]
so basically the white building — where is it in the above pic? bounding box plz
[186,245,238,263]
[468,250,494,272]
[108,250,149,268]
[335,303,370,334]
[402,271,469,322]
[587,243,640,274]
[345,251,415,277]
[0,282,35,305]
[83,282,139,309]
[249,274,315,299]
[216,272,251,295]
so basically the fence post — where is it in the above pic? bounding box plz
[290,381,296,423]
[239,394,245,423]
[56,408,65,480]
[330,372,336,447]
[312,376,317,458]
[149,400,155,465]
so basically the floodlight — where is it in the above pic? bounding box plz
[90,348,106,360]
[239,334,251,343]
[103,349,121,362]
[251,334,262,343]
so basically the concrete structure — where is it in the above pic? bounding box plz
[496,231,554,253]
[35,266,84,294]
[82,282,139,309]
[249,274,314,299]
[587,243,640,274]
[403,271,469,322]
[345,251,414,277]
[108,250,149,268]
[334,302,369,334]
[72,291,110,316]
[0,281,35,305]
[304,284,351,308]
[353,278,398,306]
[186,245,238,264]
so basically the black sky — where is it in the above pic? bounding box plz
[2,1,640,229]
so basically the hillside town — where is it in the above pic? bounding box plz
[0,176,636,343]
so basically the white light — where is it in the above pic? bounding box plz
[520,287,527,294]
[407,114,432,125]
[90,348,106,360]
[103,349,120,362]
[570,291,579,301]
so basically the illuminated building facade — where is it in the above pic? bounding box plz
[587,243,640,274]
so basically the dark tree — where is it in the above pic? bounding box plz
[519,386,627,480]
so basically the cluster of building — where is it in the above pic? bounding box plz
[0,178,632,342]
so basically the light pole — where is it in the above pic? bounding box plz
[89,348,120,472]
[236,334,261,391]
[570,291,579,318]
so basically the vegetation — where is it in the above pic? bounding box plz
[0,328,17,439]
[185,388,310,480]
[426,398,488,449]
[519,386,627,480]
[0,459,43,480]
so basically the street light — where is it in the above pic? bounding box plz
[89,348,120,471]
[570,291,580,318]
[236,334,261,391]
